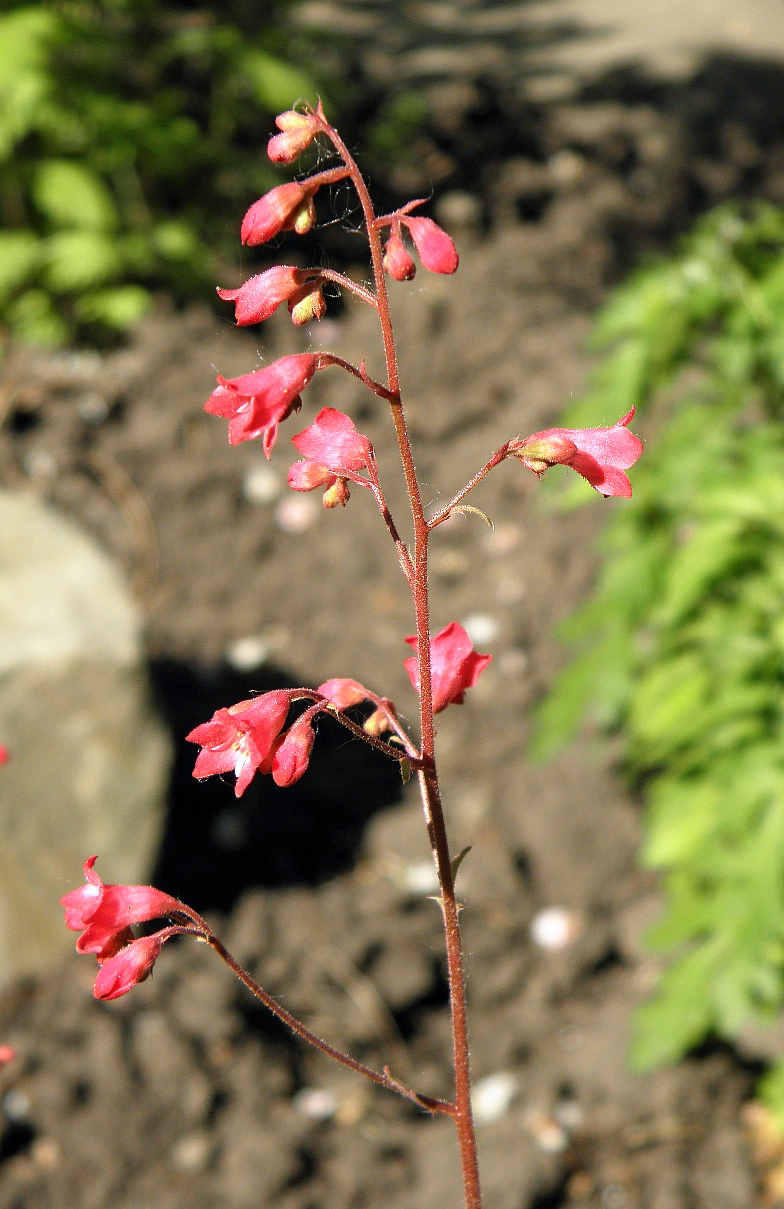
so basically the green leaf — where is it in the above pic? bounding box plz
[43,231,121,291]
[74,286,150,329]
[0,231,41,301]
[236,49,317,112]
[32,160,118,231]
[630,940,721,1070]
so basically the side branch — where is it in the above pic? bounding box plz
[427,443,511,530]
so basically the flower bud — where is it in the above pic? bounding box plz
[272,716,316,786]
[510,433,578,474]
[268,111,319,164]
[383,231,416,281]
[317,678,371,709]
[363,707,391,736]
[93,933,166,1001]
[217,266,308,326]
[404,216,459,274]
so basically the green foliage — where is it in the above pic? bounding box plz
[532,203,784,1108]
[0,0,324,344]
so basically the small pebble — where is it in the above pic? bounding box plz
[22,450,56,480]
[170,1131,213,1173]
[275,495,318,532]
[76,392,109,423]
[472,1072,517,1125]
[525,1109,568,1153]
[399,861,440,896]
[498,649,528,677]
[294,1088,337,1121]
[555,1098,584,1131]
[529,906,582,951]
[601,1184,628,1209]
[461,613,499,646]
[224,634,270,672]
[2,1089,31,1121]
[31,1138,61,1171]
[242,463,281,505]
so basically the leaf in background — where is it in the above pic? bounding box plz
[236,49,317,113]
[74,285,151,329]
[32,160,118,231]
[630,940,721,1070]
[0,231,41,301]
[44,230,121,291]
[0,7,59,159]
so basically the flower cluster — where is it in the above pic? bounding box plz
[61,857,185,1000]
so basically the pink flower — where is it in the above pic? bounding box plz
[61,856,181,958]
[0,744,7,766]
[288,408,375,508]
[383,229,417,281]
[267,111,320,165]
[271,714,316,786]
[217,266,310,325]
[404,622,492,714]
[403,217,458,275]
[92,933,168,1001]
[241,182,317,246]
[317,678,372,709]
[186,690,291,797]
[0,1045,15,1066]
[510,407,643,498]
[205,354,319,453]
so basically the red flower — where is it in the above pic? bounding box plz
[288,408,375,508]
[403,217,458,275]
[510,407,643,498]
[217,266,310,326]
[271,714,316,786]
[61,856,180,958]
[186,690,291,797]
[403,621,492,714]
[0,1046,14,1066]
[383,228,417,281]
[267,111,320,165]
[241,182,317,246]
[205,354,319,453]
[317,678,372,709]
[93,932,169,1001]
[0,744,7,766]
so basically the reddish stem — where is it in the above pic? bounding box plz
[313,108,484,1209]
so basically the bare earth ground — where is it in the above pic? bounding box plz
[4,6,784,1209]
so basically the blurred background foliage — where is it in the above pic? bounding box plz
[533,203,784,1122]
[0,0,427,347]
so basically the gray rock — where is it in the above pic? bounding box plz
[0,491,170,986]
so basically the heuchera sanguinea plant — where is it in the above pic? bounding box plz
[63,101,642,1209]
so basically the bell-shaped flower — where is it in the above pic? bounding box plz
[317,678,372,709]
[403,216,459,275]
[510,407,643,498]
[241,182,317,246]
[92,932,170,1001]
[217,266,311,326]
[383,228,416,281]
[271,714,316,786]
[186,690,291,797]
[404,621,492,714]
[267,111,320,165]
[205,354,319,453]
[288,408,375,507]
[61,856,181,959]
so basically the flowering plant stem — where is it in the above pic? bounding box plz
[316,111,483,1209]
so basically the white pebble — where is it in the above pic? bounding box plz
[242,463,281,505]
[529,907,582,951]
[525,1109,568,1153]
[170,1131,212,1172]
[224,634,270,672]
[275,495,318,532]
[461,613,499,646]
[401,861,440,896]
[472,1072,518,1125]
[294,1087,337,1121]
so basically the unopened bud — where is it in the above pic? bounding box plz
[510,433,578,475]
[383,231,416,281]
[291,195,317,236]
[268,112,319,164]
[322,478,350,508]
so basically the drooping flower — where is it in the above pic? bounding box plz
[509,407,643,498]
[241,182,318,246]
[403,216,458,275]
[288,408,375,508]
[217,266,311,326]
[61,856,180,958]
[267,111,320,165]
[186,690,291,797]
[403,621,492,714]
[205,354,319,453]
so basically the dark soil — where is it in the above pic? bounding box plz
[3,22,784,1209]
